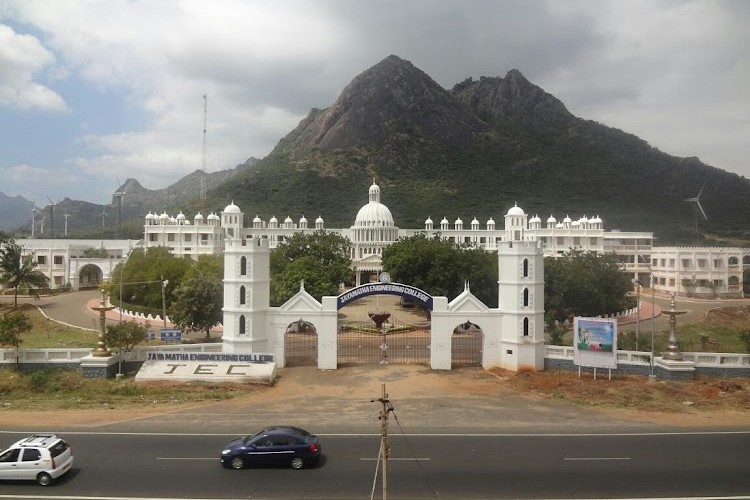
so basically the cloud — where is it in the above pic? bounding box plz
[0,24,67,110]
[0,0,748,206]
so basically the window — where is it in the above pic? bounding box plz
[184,234,192,242]
[669,278,675,286]
[697,259,707,269]
[21,449,41,461]
[149,233,158,242]
[37,255,46,265]
[556,237,564,245]
[523,317,529,336]
[239,286,246,305]
[0,448,20,462]
[239,315,246,334]
[681,259,691,269]
[167,233,175,241]
[713,259,723,269]
[573,237,580,246]
[53,256,63,265]
[522,259,529,277]
[240,256,247,276]
[523,288,529,307]
[728,257,739,266]
[669,259,675,268]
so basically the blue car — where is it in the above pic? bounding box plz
[221,426,322,470]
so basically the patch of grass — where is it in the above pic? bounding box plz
[0,368,261,410]
[0,303,99,349]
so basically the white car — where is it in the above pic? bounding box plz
[0,434,74,486]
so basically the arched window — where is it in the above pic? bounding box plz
[728,256,739,266]
[523,288,529,307]
[239,286,246,305]
[523,259,529,277]
[523,317,529,336]
[240,256,247,275]
[239,315,246,334]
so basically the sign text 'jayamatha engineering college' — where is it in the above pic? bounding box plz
[135,352,276,384]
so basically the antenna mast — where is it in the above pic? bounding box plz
[199,94,208,208]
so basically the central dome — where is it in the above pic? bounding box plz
[354,182,394,227]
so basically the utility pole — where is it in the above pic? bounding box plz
[372,383,393,500]
[199,94,208,214]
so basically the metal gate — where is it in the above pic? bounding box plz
[451,330,483,367]
[337,323,430,365]
[285,321,317,367]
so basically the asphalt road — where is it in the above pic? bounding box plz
[1,430,749,499]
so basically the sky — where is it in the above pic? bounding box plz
[1,0,748,206]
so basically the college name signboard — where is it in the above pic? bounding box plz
[337,282,433,309]
[146,352,274,363]
[573,317,618,370]
[135,351,276,384]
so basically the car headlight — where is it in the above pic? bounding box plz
[221,449,231,455]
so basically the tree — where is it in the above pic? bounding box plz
[270,231,352,305]
[381,233,498,306]
[544,249,632,325]
[112,246,192,310]
[0,239,50,308]
[169,273,223,339]
[82,247,109,258]
[104,320,150,376]
[0,310,33,364]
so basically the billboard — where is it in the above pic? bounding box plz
[573,317,617,369]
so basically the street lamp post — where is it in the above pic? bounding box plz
[649,271,656,381]
[161,278,169,329]
[631,279,641,351]
[119,259,124,324]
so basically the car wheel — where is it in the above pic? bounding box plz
[230,456,245,470]
[290,457,304,470]
[36,472,52,486]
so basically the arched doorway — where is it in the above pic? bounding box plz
[451,320,483,368]
[78,264,104,289]
[336,283,432,366]
[284,319,317,367]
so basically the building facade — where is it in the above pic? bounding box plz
[142,181,747,297]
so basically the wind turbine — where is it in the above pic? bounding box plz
[30,201,40,238]
[100,206,108,227]
[112,177,126,239]
[46,196,60,238]
[684,181,708,244]
[63,214,71,236]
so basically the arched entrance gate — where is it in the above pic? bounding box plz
[335,282,433,366]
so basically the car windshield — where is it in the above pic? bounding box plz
[242,429,266,445]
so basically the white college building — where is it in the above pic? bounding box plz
[141,182,747,297]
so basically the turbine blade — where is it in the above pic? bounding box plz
[697,180,707,198]
[696,201,708,221]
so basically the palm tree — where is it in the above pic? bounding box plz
[0,239,49,308]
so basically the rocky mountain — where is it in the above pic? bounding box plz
[6,55,750,244]
[0,193,36,232]
[207,55,750,244]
